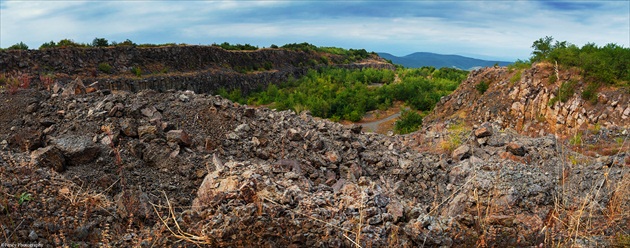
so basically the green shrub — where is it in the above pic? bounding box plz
[130,67,142,77]
[507,59,531,72]
[581,82,599,104]
[475,81,489,94]
[8,42,29,50]
[92,37,109,47]
[558,80,577,102]
[510,71,522,83]
[394,109,423,134]
[98,63,112,74]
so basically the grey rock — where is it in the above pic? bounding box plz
[451,145,471,161]
[50,135,100,166]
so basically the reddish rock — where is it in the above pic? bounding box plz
[506,142,526,156]
[166,130,192,147]
[474,125,493,138]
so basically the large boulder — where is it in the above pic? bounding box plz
[50,135,100,166]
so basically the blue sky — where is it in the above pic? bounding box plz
[1,1,628,61]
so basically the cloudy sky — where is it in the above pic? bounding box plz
[1,0,628,61]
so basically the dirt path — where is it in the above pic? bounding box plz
[360,111,401,133]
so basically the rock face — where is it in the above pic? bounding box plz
[423,63,630,137]
[0,46,395,95]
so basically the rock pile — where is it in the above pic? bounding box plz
[0,88,628,247]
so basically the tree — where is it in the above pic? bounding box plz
[39,40,57,49]
[8,42,29,50]
[92,37,109,47]
[531,36,554,62]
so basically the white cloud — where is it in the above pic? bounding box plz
[1,0,627,60]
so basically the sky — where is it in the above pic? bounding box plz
[1,0,628,61]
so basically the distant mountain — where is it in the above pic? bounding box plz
[378,52,512,70]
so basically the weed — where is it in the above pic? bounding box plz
[569,133,582,147]
[475,81,489,94]
[39,74,55,91]
[510,71,522,84]
[16,192,32,205]
[98,62,112,74]
[130,67,142,77]
[439,121,470,152]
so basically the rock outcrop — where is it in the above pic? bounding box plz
[423,63,629,137]
[0,46,395,95]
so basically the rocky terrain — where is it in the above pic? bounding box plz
[423,63,629,137]
[0,48,628,247]
[0,45,394,94]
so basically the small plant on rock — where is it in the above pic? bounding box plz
[131,67,142,77]
[98,62,112,74]
[475,81,489,94]
[17,192,32,205]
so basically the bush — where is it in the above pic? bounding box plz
[39,41,57,49]
[98,63,112,74]
[394,110,423,134]
[581,82,599,104]
[507,59,531,72]
[213,42,258,51]
[8,42,29,50]
[475,81,489,94]
[130,67,142,77]
[510,71,522,83]
[550,80,577,105]
[557,80,577,102]
[92,37,109,47]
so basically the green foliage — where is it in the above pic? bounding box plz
[558,80,577,102]
[531,36,554,62]
[475,81,489,94]
[57,39,87,48]
[17,192,32,205]
[510,71,522,83]
[507,59,531,72]
[8,42,29,50]
[529,36,630,85]
[237,66,466,122]
[130,67,142,77]
[281,42,371,62]
[394,109,423,134]
[213,42,258,50]
[98,62,112,74]
[581,82,599,103]
[39,41,57,49]
[217,87,244,103]
[92,37,109,47]
[550,80,577,105]
[112,39,136,47]
[569,132,582,146]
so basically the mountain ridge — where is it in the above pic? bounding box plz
[378,51,512,70]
